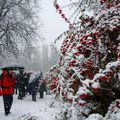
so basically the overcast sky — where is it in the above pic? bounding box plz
[40,0,69,46]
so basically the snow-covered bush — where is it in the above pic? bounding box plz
[44,65,60,95]
[105,99,120,120]
[45,0,120,119]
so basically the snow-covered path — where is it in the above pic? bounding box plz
[0,94,59,120]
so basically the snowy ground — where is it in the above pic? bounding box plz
[0,94,60,120]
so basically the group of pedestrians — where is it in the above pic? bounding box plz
[27,72,45,101]
[16,71,47,101]
[16,69,30,100]
[0,68,47,116]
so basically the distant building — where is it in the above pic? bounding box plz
[42,44,49,72]
[49,46,59,67]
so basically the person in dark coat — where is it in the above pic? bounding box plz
[17,69,25,99]
[27,73,40,101]
[0,69,16,115]
[12,72,18,94]
[23,72,30,96]
[39,72,47,98]
[39,80,47,98]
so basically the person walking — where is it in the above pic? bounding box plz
[39,72,47,98]
[17,69,25,99]
[27,73,39,101]
[0,69,16,115]
[39,80,47,98]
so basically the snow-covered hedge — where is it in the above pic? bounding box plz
[45,0,120,120]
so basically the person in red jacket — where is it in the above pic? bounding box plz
[0,69,16,115]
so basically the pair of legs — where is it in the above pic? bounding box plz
[3,94,13,115]
[32,91,37,101]
[18,90,23,99]
[18,87,25,99]
[39,91,44,98]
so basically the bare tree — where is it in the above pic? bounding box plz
[0,0,41,58]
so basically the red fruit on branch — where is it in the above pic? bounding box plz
[64,39,69,43]
[55,4,59,9]
[74,52,80,56]
[80,29,84,33]
[85,60,93,66]
[77,44,83,50]
[80,39,86,45]
[82,35,88,39]
[79,102,87,107]
[67,98,73,103]
[64,17,68,22]
[91,87,98,92]
[117,65,120,68]
[98,75,108,81]
[87,39,93,45]
[54,1,72,26]
[50,84,57,91]
[80,93,90,98]
[92,32,100,36]
[112,26,120,31]
[61,14,65,18]
[115,100,120,108]
[61,48,67,55]
[117,52,120,59]
[53,77,59,82]
[69,59,76,67]
[111,106,115,113]
[105,70,113,75]
[58,9,62,14]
